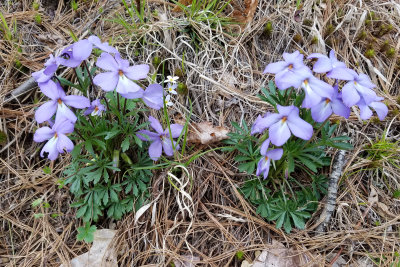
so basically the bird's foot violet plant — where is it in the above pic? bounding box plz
[225,50,388,233]
[32,36,185,242]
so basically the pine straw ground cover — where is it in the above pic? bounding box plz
[1,0,400,266]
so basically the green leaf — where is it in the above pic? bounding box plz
[121,137,130,152]
[290,213,305,229]
[32,198,43,208]
[77,223,97,243]
[297,156,318,172]
[275,213,285,229]
[110,189,119,203]
[43,166,51,174]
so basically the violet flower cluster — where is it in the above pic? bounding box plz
[253,50,388,179]
[32,36,165,160]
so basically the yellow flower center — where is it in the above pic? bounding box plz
[281,116,287,123]
[118,70,124,76]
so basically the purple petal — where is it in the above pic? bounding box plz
[43,63,58,76]
[136,130,160,142]
[311,100,332,122]
[56,103,77,123]
[32,69,50,83]
[269,121,291,146]
[356,73,375,89]
[93,72,119,91]
[114,53,130,69]
[84,107,94,116]
[40,137,59,160]
[283,51,303,67]
[266,148,283,160]
[96,52,119,71]
[262,159,271,179]
[162,138,174,156]
[149,140,162,160]
[56,133,74,153]
[256,158,264,176]
[359,102,373,120]
[331,98,350,118]
[260,138,270,155]
[116,76,142,94]
[72,40,92,61]
[276,105,295,116]
[62,95,90,109]
[307,53,326,59]
[251,113,281,134]
[123,64,149,80]
[34,127,54,142]
[302,89,322,108]
[120,88,144,99]
[142,84,163,110]
[327,67,356,80]
[370,101,388,121]
[35,101,57,123]
[341,82,360,107]
[53,118,75,134]
[38,80,59,100]
[89,35,118,54]
[148,116,163,134]
[286,114,313,141]
[263,61,287,74]
[311,56,332,73]
[356,84,377,105]
[308,76,333,99]
[165,124,183,138]
[275,70,304,90]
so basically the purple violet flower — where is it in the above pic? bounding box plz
[57,39,93,68]
[35,82,90,123]
[88,35,118,54]
[251,113,270,135]
[252,105,313,146]
[256,139,283,179]
[300,73,334,108]
[308,50,356,80]
[357,96,388,121]
[34,117,75,160]
[93,52,149,95]
[341,73,377,107]
[32,54,60,93]
[263,51,311,90]
[136,116,183,160]
[311,84,350,122]
[84,99,105,116]
[141,84,164,110]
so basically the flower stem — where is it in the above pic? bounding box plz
[83,61,95,93]
[73,68,86,95]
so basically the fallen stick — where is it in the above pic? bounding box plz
[4,77,37,103]
[316,150,347,233]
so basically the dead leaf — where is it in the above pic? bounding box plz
[173,255,200,267]
[368,186,378,206]
[172,0,192,12]
[60,229,117,267]
[184,121,229,145]
[252,240,315,267]
[232,0,258,27]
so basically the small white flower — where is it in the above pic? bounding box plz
[166,83,178,95]
[164,95,173,107]
[164,75,179,84]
